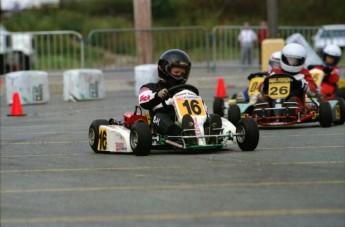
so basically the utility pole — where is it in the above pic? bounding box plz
[133,0,153,64]
[267,0,278,38]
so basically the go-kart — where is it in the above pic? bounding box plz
[309,68,345,101]
[213,72,266,125]
[250,73,345,127]
[89,84,260,156]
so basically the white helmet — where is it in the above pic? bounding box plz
[268,51,281,71]
[323,44,342,66]
[281,43,306,74]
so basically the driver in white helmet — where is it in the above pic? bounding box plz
[308,44,342,98]
[259,43,317,113]
[138,49,221,144]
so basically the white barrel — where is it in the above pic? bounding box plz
[6,70,50,105]
[63,69,105,101]
[134,64,159,96]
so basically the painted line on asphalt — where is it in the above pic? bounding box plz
[271,160,345,165]
[3,131,84,135]
[262,133,345,137]
[2,208,345,224]
[0,153,88,158]
[0,141,88,145]
[0,124,85,129]
[258,145,345,150]
[1,160,344,173]
[1,180,344,194]
[1,145,344,158]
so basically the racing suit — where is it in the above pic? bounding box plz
[309,65,340,97]
[138,80,181,136]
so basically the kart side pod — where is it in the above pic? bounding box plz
[123,106,149,127]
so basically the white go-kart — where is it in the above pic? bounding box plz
[89,84,260,156]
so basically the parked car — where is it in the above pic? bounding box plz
[0,25,35,74]
[313,24,345,55]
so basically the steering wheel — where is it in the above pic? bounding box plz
[268,73,296,82]
[168,84,199,96]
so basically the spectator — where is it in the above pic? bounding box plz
[257,20,268,64]
[238,21,257,66]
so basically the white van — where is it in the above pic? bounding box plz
[0,25,35,74]
[313,24,345,54]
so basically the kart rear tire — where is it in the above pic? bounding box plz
[89,119,109,153]
[236,118,259,151]
[335,87,345,100]
[213,98,225,117]
[333,98,345,125]
[319,102,333,128]
[130,120,152,156]
[228,104,241,126]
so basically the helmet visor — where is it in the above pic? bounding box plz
[269,59,280,69]
[282,55,305,66]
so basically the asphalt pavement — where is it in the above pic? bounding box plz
[0,69,345,227]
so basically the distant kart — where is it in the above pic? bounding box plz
[309,68,345,101]
[252,74,344,127]
[89,84,260,156]
[213,72,266,125]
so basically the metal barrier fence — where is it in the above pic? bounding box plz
[87,26,209,71]
[2,26,343,75]
[1,30,84,74]
[212,25,320,70]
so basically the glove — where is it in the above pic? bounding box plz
[157,88,170,100]
[300,79,309,92]
[307,65,315,70]
[247,73,254,80]
[323,66,332,74]
[307,90,321,99]
[306,90,315,97]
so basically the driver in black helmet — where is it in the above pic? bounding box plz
[138,49,221,142]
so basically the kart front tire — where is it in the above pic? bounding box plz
[89,119,109,153]
[213,98,225,117]
[130,121,152,156]
[236,118,259,151]
[228,104,241,126]
[319,102,333,128]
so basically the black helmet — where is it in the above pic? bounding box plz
[158,49,191,86]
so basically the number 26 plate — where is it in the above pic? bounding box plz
[268,77,291,99]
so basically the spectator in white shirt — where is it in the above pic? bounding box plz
[238,21,257,65]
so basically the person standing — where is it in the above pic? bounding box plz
[238,21,257,66]
[257,20,268,64]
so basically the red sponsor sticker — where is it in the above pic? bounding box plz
[139,95,150,102]
[115,143,125,151]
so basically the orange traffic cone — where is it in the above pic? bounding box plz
[8,92,26,117]
[215,77,228,98]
